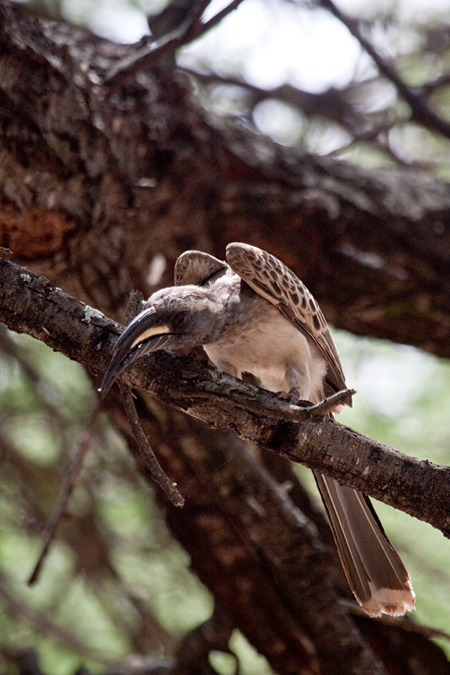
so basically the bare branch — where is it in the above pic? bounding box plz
[119,384,185,507]
[106,0,245,88]
[106,0,211,88]
[300,389,356,416]
[321,0,450,140]
[27,404,101,585]
[1,256,449,538]
[0,325,64,425]
[185,67,363,129]
[422,72,450,94]
[197,0,246,38]
[0,570,111,662]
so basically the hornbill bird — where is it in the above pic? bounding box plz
[101,242,415,618]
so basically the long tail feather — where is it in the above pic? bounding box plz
[314,472,415,617]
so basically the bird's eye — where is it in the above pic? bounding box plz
[173,312,188,330]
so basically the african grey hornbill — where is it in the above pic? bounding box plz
[101,242,415,618]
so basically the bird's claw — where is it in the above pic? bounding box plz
[277,387,311,407]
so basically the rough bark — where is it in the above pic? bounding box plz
[1,3,450,674]
[1,2,450,355]
[1,256,449,538]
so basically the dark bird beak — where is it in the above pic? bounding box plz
[100,307,173,398]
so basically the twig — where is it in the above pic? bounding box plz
[0,325,63,425]
[27,404,101,586]
[105,0,245,90]
[227,385,356,423]
[0,571,113,662]
[119,384,185,507]
[197,0,245,37]
[105,0,210,89]
[106,22,189,88]
[184,67,355,122]
[422,72,450,95]
[321,0,450,140]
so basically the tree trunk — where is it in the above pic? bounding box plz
[1,3,449,674]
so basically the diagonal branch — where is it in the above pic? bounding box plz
[106,0,245,89]
[321,0,450,140]
[105,0,211,87]
[27,404,101,586]
[197,0,246,37]
[1,256,449,536]
[119,384,185,507]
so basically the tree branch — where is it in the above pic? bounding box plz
[2,256,449,537]
[126,406,387,675]
[119,384,185,507]
[27,404,101,586]
[106,0,245,89]
[2,1,450,357]
[321,0,450,139]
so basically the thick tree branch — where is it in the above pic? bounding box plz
[147,412,386,675]
[1,1,450,356]
[1,6,449,672]
[2,256,449,538]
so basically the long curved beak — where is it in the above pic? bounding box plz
[100,307,173,398]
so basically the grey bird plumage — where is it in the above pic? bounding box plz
[101,242,415,618]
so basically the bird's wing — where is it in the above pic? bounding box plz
[174,250,227,286]
[226,242,347,396]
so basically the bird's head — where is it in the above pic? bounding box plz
[100,285,224,397]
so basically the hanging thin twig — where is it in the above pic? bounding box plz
[27,403,101,586]
[120,384,185,508]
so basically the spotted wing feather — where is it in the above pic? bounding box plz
[226,242,347,397]
[174,251,227,287]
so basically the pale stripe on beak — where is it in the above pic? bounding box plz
[100,308,173,398]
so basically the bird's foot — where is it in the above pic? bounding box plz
[277,387,311,407]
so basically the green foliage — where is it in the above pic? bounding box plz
[0,332,212,675]
[1,328,450,673]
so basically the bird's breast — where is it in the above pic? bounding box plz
[204,300,326,400]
